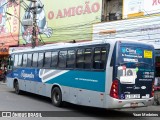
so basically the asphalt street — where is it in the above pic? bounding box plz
[0,82,160,120]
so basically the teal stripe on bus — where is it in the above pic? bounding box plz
[46,70,106,92]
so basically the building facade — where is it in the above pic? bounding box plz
[0,0,122,47]
[0,0,160,47]
[19,0,103,46]
[93,0,160,47]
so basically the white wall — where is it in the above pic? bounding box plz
[93,15,160,48]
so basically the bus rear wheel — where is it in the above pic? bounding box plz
[14,81,21,94]
[51,87,63,107]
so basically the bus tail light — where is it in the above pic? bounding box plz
[151,81,154,97]
[110,80,119,99]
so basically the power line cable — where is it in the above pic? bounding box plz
[0,1,9,8]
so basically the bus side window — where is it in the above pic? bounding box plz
[44,52,51,67]
[27,54,32,67]
[58,51,67,68]
[51,52,58,68]
[84,48,92,69]
[93,48,101,69]
[32,53,38,67]
[14,54,18,67]
[93,47,107,69]
[67,50,75,68]
[17,54,22,67]
[76,49,84,69]
[22,54,27,67]
[38,53,44,68]
[101,47,107,69]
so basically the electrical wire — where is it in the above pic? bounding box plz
[0,0,9,8]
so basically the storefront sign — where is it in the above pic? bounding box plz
[19,0,102,45]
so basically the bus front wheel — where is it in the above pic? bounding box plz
[51,87,63,107]
[14,81,21,94]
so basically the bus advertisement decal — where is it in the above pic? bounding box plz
[144,50,152,58]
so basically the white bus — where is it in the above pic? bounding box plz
[6,39,155,109]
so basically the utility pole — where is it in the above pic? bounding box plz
[31,0,37,48]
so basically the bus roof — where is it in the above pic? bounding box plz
[11,39,153,54]
[151,43,160,50]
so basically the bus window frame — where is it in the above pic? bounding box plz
[38,52,44,68]
[22,54,28,67]
[27,53,33,67]
[11,44,110,71]
[44,51,52,68]
[14,54,19,67]
[51,51,58,68]
[58,50,67,68]
[66,49,76,69]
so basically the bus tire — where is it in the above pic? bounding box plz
[14,81,21,95]
[51,87,63,107]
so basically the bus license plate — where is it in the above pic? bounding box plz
[125,94,140,99]
[130,103,138,107]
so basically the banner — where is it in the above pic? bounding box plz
[123,0,160,19]
[19,0,102,45]
[0,0,20,46]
